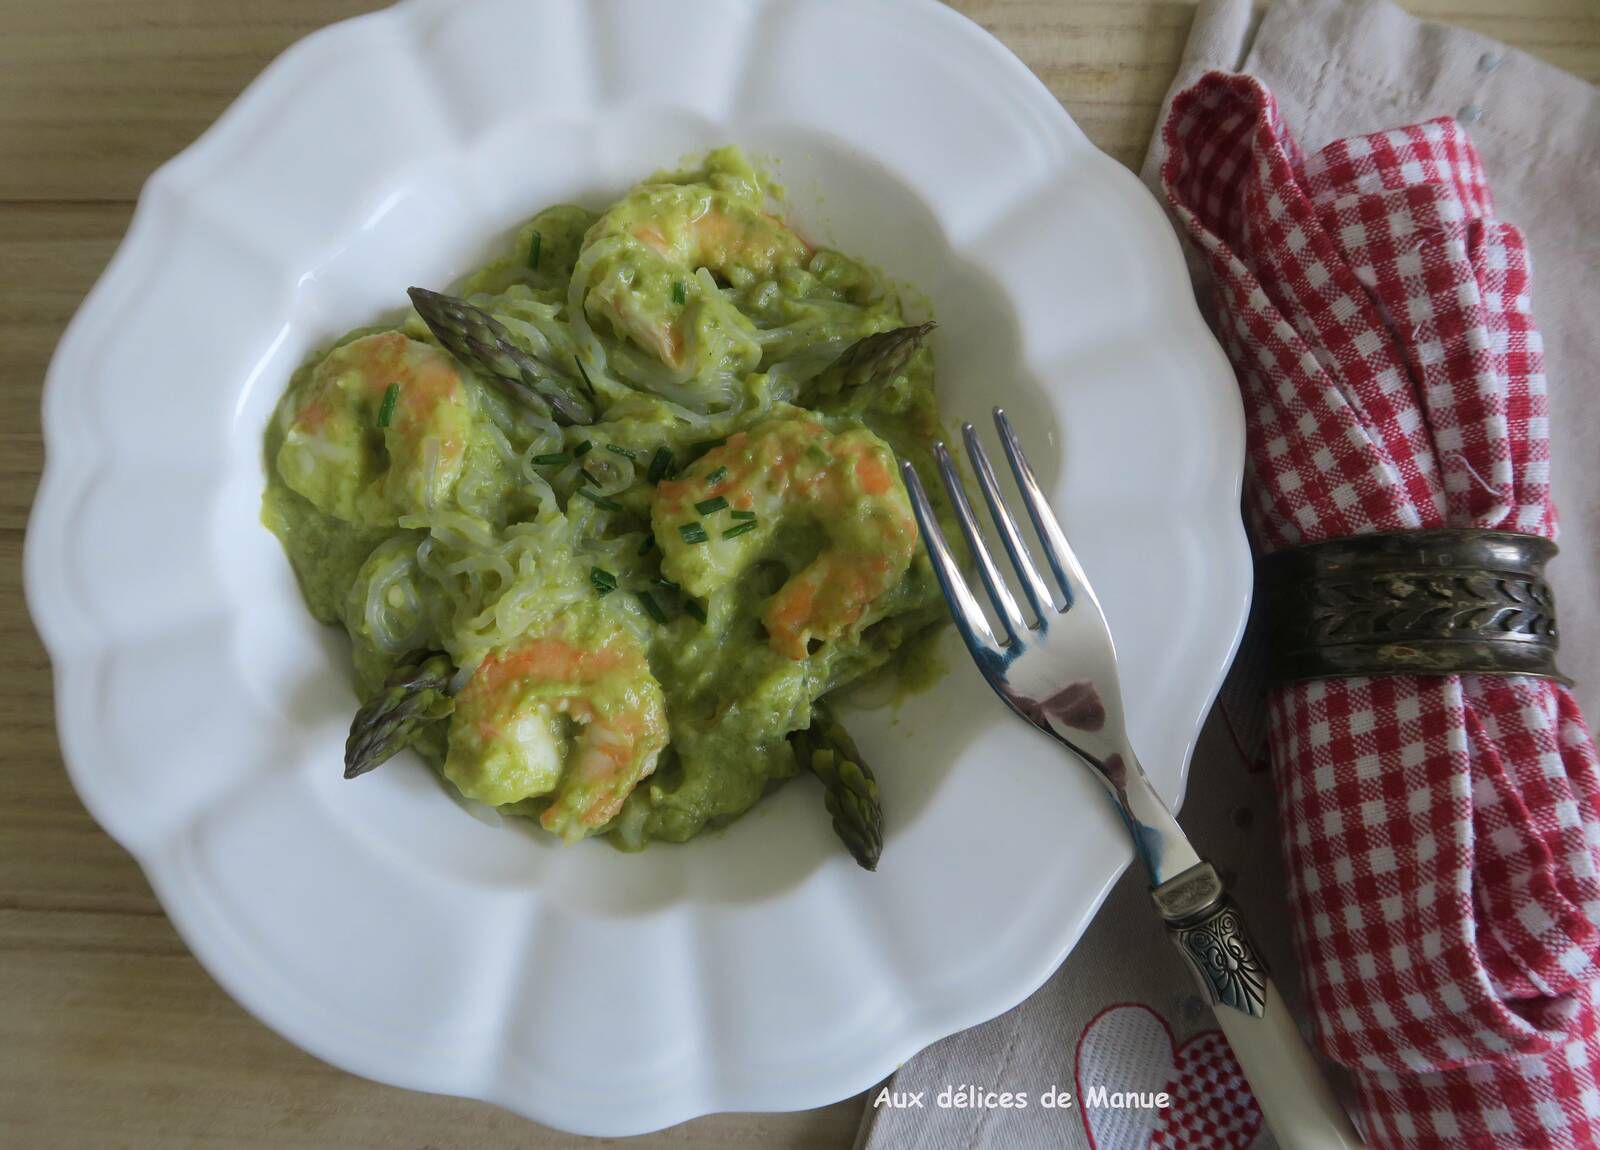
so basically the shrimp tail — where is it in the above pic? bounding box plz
[407,287,595,426]
[812,321,936,402]
[344,650,457,779]
[790,702,883,871]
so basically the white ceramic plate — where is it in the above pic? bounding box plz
[25,0,1248,1135]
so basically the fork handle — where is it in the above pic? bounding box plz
[1153,862,1365,1150]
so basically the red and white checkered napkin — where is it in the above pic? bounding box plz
[1157,72,1600,1148]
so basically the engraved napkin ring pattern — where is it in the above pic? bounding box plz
[1262,529,1564,685]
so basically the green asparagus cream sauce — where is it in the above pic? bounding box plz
[262,148,953,850]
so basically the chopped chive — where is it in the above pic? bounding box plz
[636,590,667,624]
[695,495,729,515]
[531,451,569,466]
[654,577,680,592]
[672,280,686,305]
[705,466,728,486]
[590,566,617,596]
[730,509,756,521]
[646,446,675,483]
[606,443,639,461]
[576,468,597,486]
[577,488,622,511]
[575,357,596,397]
[376,383,400,428]
[722,520,759,540]
[528,230,542,269]
[637,534,656,555]
[684,600,707,623]
[574,440,594,458]
[678,521,709,545]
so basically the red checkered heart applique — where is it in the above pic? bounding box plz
[1075,1003,1262,1150]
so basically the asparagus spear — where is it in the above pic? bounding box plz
[791,703,884,871]
[813,321,936,400]
[344,650,456,780]
[407,286,595,426]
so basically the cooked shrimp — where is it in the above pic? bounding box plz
[652,413,918,659]
[442,609,669,841]
[579,168,809,375]
[277,331,474,524]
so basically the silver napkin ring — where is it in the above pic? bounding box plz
[1263,529,1565,685]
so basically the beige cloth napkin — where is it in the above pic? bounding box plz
[858,2,1599,1147]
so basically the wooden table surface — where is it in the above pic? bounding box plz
[3,2,1596,1147]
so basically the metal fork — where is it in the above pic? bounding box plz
[901,409,1362,1150]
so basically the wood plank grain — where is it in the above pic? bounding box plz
[3,2,1597,1147]
[0,204,130,530]
[0,1,386,201]
[954,1,1205,169]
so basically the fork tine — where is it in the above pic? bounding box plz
[899,459,1002,654]
[962,422,1056,619]
[994,407,1082,609]
[932,441,1027,641]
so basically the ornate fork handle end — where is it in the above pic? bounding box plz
[1151,861,1268,1019]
